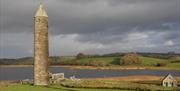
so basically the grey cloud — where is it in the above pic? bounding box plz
[0,0,180,58]
[1,0,179,34]
[61,0,97,4]
[0,45,32,58]
[49,0,179,34]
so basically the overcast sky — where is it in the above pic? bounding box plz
[0,0,180,58]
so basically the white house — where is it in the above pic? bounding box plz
[162,74,177,87]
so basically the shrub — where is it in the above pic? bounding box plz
[120,53,141,65]
[76,53,86,59]
[155,62,167,67]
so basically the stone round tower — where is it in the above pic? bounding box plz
[34,4,49,86]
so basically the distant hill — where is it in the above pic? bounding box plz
[0,52,180,69]
[0,57,33,65]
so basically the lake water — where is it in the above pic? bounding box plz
[0,67,180,80]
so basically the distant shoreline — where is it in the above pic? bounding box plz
[1,65,180,70]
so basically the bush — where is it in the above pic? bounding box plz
[120,53,141,65]
[155,62,167,67]
[76,53,86,59]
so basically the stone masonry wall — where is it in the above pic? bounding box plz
[34,16,49,85]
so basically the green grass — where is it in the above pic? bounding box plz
[78,57,118,64]
[61,80,179,91]
[166,63,180,68]
[78,56,169,66]
[139,56,167,66]
[2,80,179,91]
[1,79,179,91]
[1,84,129,91]
[50,56,180,69]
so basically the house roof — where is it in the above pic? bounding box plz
[162,73,177,82]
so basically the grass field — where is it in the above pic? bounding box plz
[1,55,179,70]
[1,84,129,91]
[63,56,180,70]
[139,56,166,66]
[77,56,118,65]
[76,56,165,65]
[61,79,179,91]
[75,56,180,67]
[1,75,180,91]
[166,63,180,68]
[1,79,179,91]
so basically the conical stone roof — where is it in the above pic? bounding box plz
[35,4,48,17]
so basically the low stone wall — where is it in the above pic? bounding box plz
[49,72,65,83]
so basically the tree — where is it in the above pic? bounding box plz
[76,53,85,59]
[120,53,141,65]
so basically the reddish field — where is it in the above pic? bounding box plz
[83,75,180,81]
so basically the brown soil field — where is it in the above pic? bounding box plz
[82,75,180,81]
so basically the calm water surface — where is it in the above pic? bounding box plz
[0,67,180,80]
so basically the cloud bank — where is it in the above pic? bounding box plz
[0,0,180,58]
